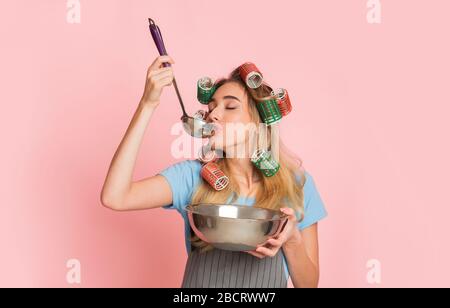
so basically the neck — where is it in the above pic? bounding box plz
[226,158,261,190]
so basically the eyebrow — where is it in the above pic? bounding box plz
[210,95,241,103]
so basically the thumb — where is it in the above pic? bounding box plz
[280,207,296,218]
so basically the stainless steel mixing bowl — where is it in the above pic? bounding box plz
[186,203,288,251]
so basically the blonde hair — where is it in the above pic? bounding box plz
[190,67,306,253]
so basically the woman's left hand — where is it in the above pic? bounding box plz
[246,207,302,258]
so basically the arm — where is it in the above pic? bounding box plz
[100,55,175,211]
[246,208,322,288]
[282,224,320,288]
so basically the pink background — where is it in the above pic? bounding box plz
[1,0,449,287]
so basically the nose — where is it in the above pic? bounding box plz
[206,107,221,123]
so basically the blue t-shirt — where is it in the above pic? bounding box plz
[159,159,328,279]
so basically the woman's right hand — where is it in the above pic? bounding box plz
[140,55,175,108]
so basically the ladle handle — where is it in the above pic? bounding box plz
[148,18,188,117]
[148,18,169,67]
[172,78,188,117]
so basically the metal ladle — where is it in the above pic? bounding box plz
[148,18,215,138]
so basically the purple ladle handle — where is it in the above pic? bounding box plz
[148,18,170,67]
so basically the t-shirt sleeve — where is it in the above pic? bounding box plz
[297,171,328,230]
[158,160,202,215]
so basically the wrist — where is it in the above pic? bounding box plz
[139,99,159,110]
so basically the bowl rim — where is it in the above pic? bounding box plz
[185,203,288,222]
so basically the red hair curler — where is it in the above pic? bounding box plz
[201,162,229,191]
[238,62,263,89]
[271,88,292,117]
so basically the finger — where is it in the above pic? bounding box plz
[150,55,175,70]
[280,207,296,218]
[266,238,282,247]
[154,76,174,88]
[148,72,174,86]
[148,66,172,77]
[152,55,175,66]
[245,251,265,259]
[275,222,296,243]
[149,69,174,80]
[256,246,277,257]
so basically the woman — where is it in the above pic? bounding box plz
[100,55,327,288]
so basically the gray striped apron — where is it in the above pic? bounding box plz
[181,247,288,288]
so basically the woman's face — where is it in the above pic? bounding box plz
[206,81,255,154]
